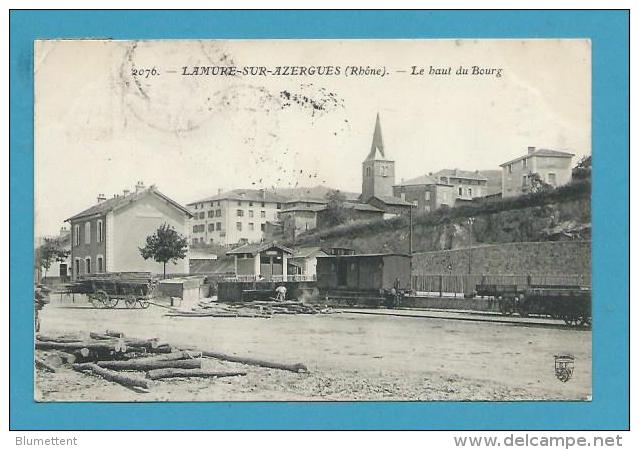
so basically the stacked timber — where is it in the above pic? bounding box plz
[166,300,337,318]
[35,331,309,393]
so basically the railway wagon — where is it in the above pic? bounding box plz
[480,283,592,327]
[316,253,411,307]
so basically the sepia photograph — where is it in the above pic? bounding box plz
[32,38,592,402]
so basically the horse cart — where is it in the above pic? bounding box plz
[70,273,157,309]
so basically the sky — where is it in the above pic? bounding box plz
[34,39,591,236]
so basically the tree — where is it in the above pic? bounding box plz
[38,237,70,281]
[139,223,188,278]
[323,189,348,227]
[572,155,592,180]
[526,172,553,194]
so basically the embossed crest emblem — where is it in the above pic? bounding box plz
[554,354,575,382]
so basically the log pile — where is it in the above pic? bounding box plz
[165,299,338,318]
[35,330,308,393]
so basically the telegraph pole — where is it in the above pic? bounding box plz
[467,217,475,275]
[409,204,414,290]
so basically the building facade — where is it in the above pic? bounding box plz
[432,169,488,201]
[187,189,288,246]
[500,147,575,198]
[66,183,192,280]
[393,174,456,212]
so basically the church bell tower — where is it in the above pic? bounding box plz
[361,113,395,202]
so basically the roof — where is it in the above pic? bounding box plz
[369,195,414,207]
[280,205,324,213]
[226,241,294,256]
[364,113,390,161]
[283,197,328,205]
[500,148,575,167]
[318,253,411,258]
[394,174,440,186]
[188,188,288,205]
[66,186,192,222]
[433,169,488,181]
[315,202,384,213]
[291,246,328,259]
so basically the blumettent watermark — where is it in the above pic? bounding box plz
[15,436,78,446]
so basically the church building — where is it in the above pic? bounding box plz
[360,114,413,216]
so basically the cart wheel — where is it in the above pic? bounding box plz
[139,298,151,309]
[578,316,592,328]
[563,316,579,327]
[97,290,118,309]
[124,294,137,309]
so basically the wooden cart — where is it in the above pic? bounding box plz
[70,273,157,309]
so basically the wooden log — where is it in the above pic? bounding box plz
[147,368,246,380]
[122,350,196,364]
[123,338,159,349]
[96,358,201,371]
[35,357,57,372]
[35,334,82,343]
[105,330,125,338]
[89,332,114,340]
[199,351,308,373]
[72,363,149,390]
[35,341,119,352]
[148,344,172,354]
[43,354,64,369]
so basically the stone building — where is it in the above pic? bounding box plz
[361,113,396,202]
[66,182,192,280]
[500,147,574,198]
[392,174,456,212]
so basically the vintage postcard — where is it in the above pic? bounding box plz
[33,39,592,402]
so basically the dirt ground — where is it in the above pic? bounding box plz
[35,297,592,402]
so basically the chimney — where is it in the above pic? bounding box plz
[123,189,130,197]
[97,193,106,203]
[217,188,223,195]
[135,181,145,193]
[528,146,536,154]
[259,188,266,200]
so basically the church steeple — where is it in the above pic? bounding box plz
[365,113,386,161]
[361,113,395,201]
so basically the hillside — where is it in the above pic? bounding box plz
[292,180,591,254]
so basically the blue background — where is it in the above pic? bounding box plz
[9,10,629,430]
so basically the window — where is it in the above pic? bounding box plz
[210,202,214,207]
[276,203,282,209]
[74,224,80,246]
[216,222,222,231]
[74,259,80,276]
[200,224,206,232]
[199,237,204,243]
[522,175,528,187]
[249,223,255,231]
[260,210,266,218]
[208,210,214,218]
[548,173,557,186]
[261,202,265,207]
[97,256,103,273]
[458,187,462,196]
[382,166,388,177]
[236,222,242,231]
[194,204,198,210]
[85,257,91,274]
[237,201,242,206]
[508,164,512,174]
[97,220,103,243]
[468,188,472,197]
[249,201,254,206]
[192,238,198,245]
[193,225,198,233]
[208,223,215,232]
[237,209,244,217]
[215,209,222,217]
[249,210,254,218]
[425,191,431,200]
[199,212,205,219]
[84,222,91,244]
[523,158,528,168]
[261,223,266,232]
